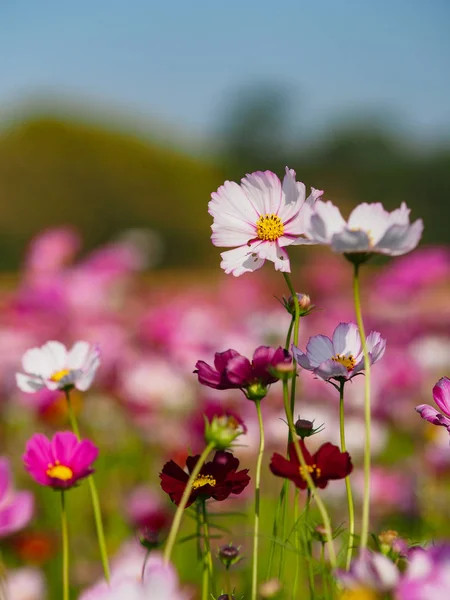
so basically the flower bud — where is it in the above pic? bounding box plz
[245,381,268,401]
[269,360,296,381]
[218,544,242,569]
[204,415,246,450]
[283,293,315,317]
[312,524,328,543]
[138,528,162,551]
[294,418,324,439]
[259,578,282,598]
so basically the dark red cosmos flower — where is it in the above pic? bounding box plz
[160,451,250,507]
[270,440,352,490]
[194,346,291,400]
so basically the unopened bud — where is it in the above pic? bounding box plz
[312,524,327,543]
[218,544,242,569]
[259,578,282,598]
[245,381,268,401]
[270,360,296,381]
[204,414,246,450]
[283,293,315,317]
[294,418,324,439]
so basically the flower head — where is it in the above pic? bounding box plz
[396,544,450,600]
[269,440,352,490]
[194,346,291,400]
[209,168,322,276]
[0,458,34,538]
[337,551,399,594]
[416,377,450,431]
[23,431,98,490]
[292,322,386,383]
[204,413,247,450]
[160,451,250,507]
[305,200,423,258]
[16,341,100,393]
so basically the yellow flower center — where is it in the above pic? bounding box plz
[256,214,284,241]
[192,475,216,490]
[340,589,378,600]
[299,463,322,480]
[50,369,71,382]
[46,460,73,481]
[332,354,356,371]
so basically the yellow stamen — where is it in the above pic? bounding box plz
[332,354,356,371]
[256,214,284,241]
[50,369,70,382]
[299,463,321,480]
[192,474,216,490]
[46,464,73,481]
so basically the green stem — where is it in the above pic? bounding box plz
[226,567,232,598]
[282,380,337,567]
[163,442,215,563]
[201,499,214,598]
[305,491,315,600]
[61,491,69,600]
[65,391,110,582]
[292,488,300,599]
[352,263,371,550]
[339,381,355,570]
[251,399,265,600]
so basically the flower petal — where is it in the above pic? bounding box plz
[209,180,259,223]
[314,359,349,381]
[332,323,361,357]
[375,220,424,256]
[348,203,390,244]
[254,241,291,272]
[22,348,50,378]
[306,201,346,244]
[16,373,44,393]
[291,346,313,370]
[365,331,386,363]
[226,356,253,386]
[40,341,68,374]
[0,491,34,537]
[220,246,265,277]
[0,459,11,504]
[331,228,372,253]
[415,404,450,427]
[305,335,334,367]
[240,171,282,215]
[432,377,450,419]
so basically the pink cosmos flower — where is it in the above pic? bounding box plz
[337,551,399,593]
[0,458,34,538]
[23,432,98,490]
[16,341,100,393]
[209,168,322,276]
[292,322,386,382]
[305,201,423,256]
[416,377,450,430]
[396,544,450,600]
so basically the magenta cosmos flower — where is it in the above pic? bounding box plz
[23,432,98,490]
[194,346,291,400]
[16,341,100,393]
[0,458,34,538]
[209,168,322,276]
[305,200,423,257]
[396,544,450,600]
[416,377,450,431]
[292,322,386,382]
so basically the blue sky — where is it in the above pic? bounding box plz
[1,0,449,143]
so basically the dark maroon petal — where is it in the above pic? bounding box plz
[212,451,239,474]
[314,443,353,482]
[269,453,306,489]
[226,356,253,386]
[186,455,201,474]
[252,346,276,381]
[229,469,250,494]
[214,350,241,373]
[211,482,233,502]
[194,361,222,389]
[160,460,189,483]
[287,440,313,467]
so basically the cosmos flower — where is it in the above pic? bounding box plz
[194,346,291,400]
[304,200,423,257]
[0,458,34,538]
[396,544,450,600]
[160,451,250,507]
[209,168,322,276]
[23,431,98,490]
[269,440,352,490]
[16,341,100,393]
[336,551,399,594]
[416,377,450,431]
[292,322,386,383]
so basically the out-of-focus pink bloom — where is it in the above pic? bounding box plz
[0,458,34,537]
[396,544,450,600]
[125,486,171,534]
[6,567,46,600]
[24,228,80,274]
[337,551,399,593]
[305,200,423,256]
[195,346,291,400]
[353,467,415,515]
[209,168,321,276]
[293,322,386,382]
[23,432,98,490]
[416,377,450,430]
[79,550,189,600]
[16,341,100,393]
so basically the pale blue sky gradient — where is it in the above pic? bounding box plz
[1,0,449,143]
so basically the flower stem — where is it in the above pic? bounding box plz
[65,391,110,582]
[201,499,215,599]
[163,442,215,563]
[352,263,371,550]
[305,490,315,600]
[339,381,355,570]
[292,488,300,599]
[251,399,265,600]
[61,491,69,600]
[282,381,337,567]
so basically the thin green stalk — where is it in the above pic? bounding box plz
[352,263,371,550]
[339,381,355,570]
[226,567,232,598]
[65,391,110,582]
[251,399,265,600]
[282,381,337,567]
[292,488,300,599]
[201,499,215,598]
[61,491,69,600]
[163,442,215,563]
[305,490,315,600]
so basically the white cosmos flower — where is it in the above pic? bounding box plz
[305,201,423,256]
[209,168,322,276]
[16,341,100,393]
